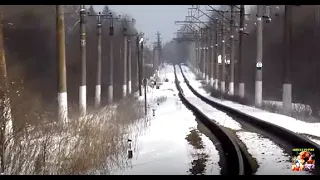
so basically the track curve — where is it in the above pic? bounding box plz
[173,65,249,175]
[178,64,320,175]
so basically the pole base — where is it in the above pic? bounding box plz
[229,82,234,95]
[282,83,292,115]
[79,85,86,117]
[221,81,225,94]
[255,80,262,107]
[94,85,101,108]
[122,84,127,98]
[128,80,132,94]
[58,92,68,123]
[214,79,219,90]
[239,83,245,98]
[108,85,113,104]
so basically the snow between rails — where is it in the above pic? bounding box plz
[175,67,242,131]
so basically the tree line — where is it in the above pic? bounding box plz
[0,5,155,131]
[171,5,320,118]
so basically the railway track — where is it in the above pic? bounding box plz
[173,65,248,175]
[176,64,320,175]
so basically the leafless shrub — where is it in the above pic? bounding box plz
[202,83,251,105]
[0,4,156,132]
[156,96,167,104]
[0,5,158,174]
[202,82,319,123]
[261,102,280,114]
[195,73,204,81]
[2,97,145,175]
[261,101,318,123]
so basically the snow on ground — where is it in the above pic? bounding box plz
[181,65,320,144]
[175,65,242,131]
[7,105,119,174]
[178,65,305,175]
[237,132,309,175]
[115,64,221,175]
[305,136,320,146]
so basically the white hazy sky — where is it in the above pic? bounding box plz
[93,5,254,46]
[94,5,190,45]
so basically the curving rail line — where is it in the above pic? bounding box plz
[178,64,320,175]
[173,65,248,175]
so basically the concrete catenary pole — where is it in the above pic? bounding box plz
[221,12,226,94]
[203,28,207,82]
[199,29,204,76]
[255,5,264,107]
[197,30,200,74]
[140,40,147,114]
[189,35,196,71]
[56,5,68,123]
[205,28,209,84]
[141,41,145,81]
[79,5,87,116]
[202,28,206,79]
[196,6,201,75]
[0,14,13,173]
[198,32,202,75]
[152,43,156,73]
[214,18,220,90]
[95,13,102,108]
[137,35,142,96]
[108,15,114,104]
[282,5,293,114]
[157,31,161,69]
[195,30,199,73]
[238,5,245,98]
[127,38,132,94]
[229,6,235,95]
[108,37,114,103]
[210,24,215,87]
[123,34,128,98]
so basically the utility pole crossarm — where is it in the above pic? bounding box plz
[183,16,212,30]
[175,21,202,31]
[175,20,193,23]
[188,7,216,22]
[207,5,231,22]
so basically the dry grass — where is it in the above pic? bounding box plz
[2,97,147,175]
[156,96,167,105]
[202,83,251,105]
[195,72,204,81]
[261,102,318,123]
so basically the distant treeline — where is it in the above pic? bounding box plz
[0,5,154,129]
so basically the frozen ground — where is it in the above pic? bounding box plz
[181,65,320,146]
[113,64,221,175]
[175,65,308,175]
[237,132,309,175]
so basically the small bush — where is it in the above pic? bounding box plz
[2,97,146,175]
[202,83,251,105]
[156,96,167,105]
[202,82,319,123]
